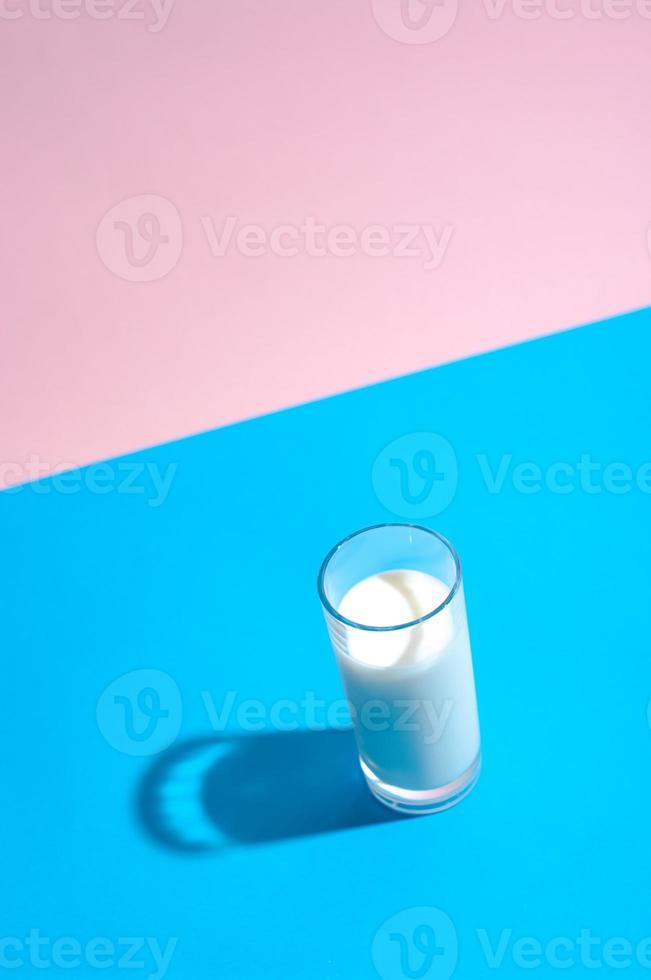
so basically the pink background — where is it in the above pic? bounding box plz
[3,0,651,486]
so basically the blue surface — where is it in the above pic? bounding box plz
[3,309,651,979]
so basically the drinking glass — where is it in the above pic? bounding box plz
[318,523,481,814]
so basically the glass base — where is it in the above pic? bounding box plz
[360,752,481,815]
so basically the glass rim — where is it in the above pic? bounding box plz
[317,523,462,633]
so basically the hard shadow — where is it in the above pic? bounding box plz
[137,728,403,853]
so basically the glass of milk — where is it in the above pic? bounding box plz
[318,524,481,814]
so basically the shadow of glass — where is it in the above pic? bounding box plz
[137,728,403,853]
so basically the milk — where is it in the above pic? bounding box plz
[334,569,480,794]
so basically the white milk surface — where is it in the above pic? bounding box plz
[336,569,480,791]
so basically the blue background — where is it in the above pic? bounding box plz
[3,309,651,978]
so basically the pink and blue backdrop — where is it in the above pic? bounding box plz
[4,7,651,979]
